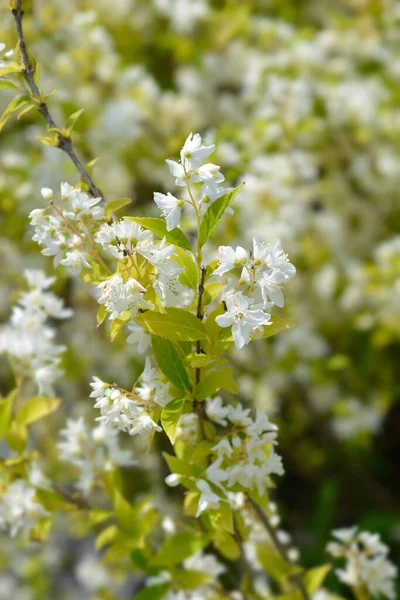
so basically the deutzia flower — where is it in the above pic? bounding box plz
[96,218,152,259]
[216,291,271,349]
[180,132,215,170]
[0,270,72,396]
[327,527,397,600]
[214,245,249,277]
[195,480,222,517]
[153,192,184,231]
[0,479,49,538]
[97,275,150,320]
[126,321,151,353]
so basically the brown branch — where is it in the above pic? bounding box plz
[247,496,311,600]
[11,0,106,204]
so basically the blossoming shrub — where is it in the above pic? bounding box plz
[0,1,399,599]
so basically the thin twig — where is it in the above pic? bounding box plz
[194,266,208,440]
[11,0,106,204]
[247,496,311,600]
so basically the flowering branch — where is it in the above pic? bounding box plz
[11,0,106,203]
[248,496,311,600]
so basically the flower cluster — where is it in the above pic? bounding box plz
[214,238,296,348]
[57,417,136,496]
[154,132,232,231]
[90,359,172,438]
[29,183,104,274]
[0,477,49,538]
[0,270,72,395]
[168,398,284,517]
[95,217,191,320]
[327,527,398,600]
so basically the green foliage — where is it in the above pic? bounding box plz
[195,365,238,400]
[127,217,192,251]
[151,336,190,391]
[150,532,209,567]
[136,307,207,341]
[104,197,131,217]
[17,396,61,425]
[0,94,30,131]
[199,184,244,247]
[161,397,186,444]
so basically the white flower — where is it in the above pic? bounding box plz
[214,246,249,277]
[195,480,221,517]
[181,132,215,170]
[60,250,92,274]
[327,527,397,600]
[216,292,271,349]
[0,480,49,538]
[126,322,151,352]
[165,473,181,487]
[206,396,230,426]
[41,187,53,201]
[153,192,183,231]
[97,275,150,320]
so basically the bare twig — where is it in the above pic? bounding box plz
[248,496,311,600]
[11,0,106,204]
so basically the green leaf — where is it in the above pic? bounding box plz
[66,108,84,132]
[5,421,27,452]
[256,543,301,583]
[127,217,192,251]
[199,183,244,247]
[151,532,209,567]
[134,584,170,600]
[152,336,190,391]
[97,304,108,327]
[195,366,238,401]
[212,530,240,560]
[0,95,29,132]
[161,397,186,445]
[95,524,119,550]
[0,390,15,439]
[304,564,331,595]
[136,308,207,342]
[175,569,212,590]
[0,80,19,90]
[105,197,132,217]
[261,316,295,339]
[35,488,72,511]
[17,396,61,426]
[29,516,52,543]
[0,63,24,77]
[162,452,199,477]
[173,247,198,289]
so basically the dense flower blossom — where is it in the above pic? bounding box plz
[327,527,398,599]
[29,183,104,274]
[90,359,171,437]
[57,417,136,495]
[0,270,72,395]
[0,479,49,538]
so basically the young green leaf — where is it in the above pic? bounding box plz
[161,397,186,444]
[199,183,244,247]
[152,336,190,391]
[0,95,29,132]
[150,532,209,567]
[136,308,207,342]
[195,366,238,401]
[126,217,192,251]
[105,197,132,217]
[133,584,170,600]
[304,564,331,595]
[0,390,16,438]
[17,396,61,426]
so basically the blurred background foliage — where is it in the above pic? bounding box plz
[0,0,399,598]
